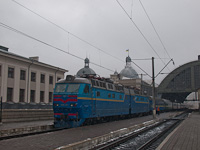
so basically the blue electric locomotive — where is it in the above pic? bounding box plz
[53,75,152,128]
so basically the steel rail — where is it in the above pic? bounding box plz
[90,120,167,150]
[91,111,189,150]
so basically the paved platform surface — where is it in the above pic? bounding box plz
[0,120,53,130]
[158,112,200,150]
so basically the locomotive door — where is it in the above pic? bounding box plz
[91,87,96,116]
[125,88,131,115]
[129,95,131,115]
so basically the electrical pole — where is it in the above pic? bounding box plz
[0,97,2,124]
[152,57,156,119]
[141,74,143,95]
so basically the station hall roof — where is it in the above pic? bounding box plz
[158,58,200,103]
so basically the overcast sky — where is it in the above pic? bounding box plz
[0,0,200,84]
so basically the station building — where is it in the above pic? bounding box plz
[0,45,68,104]
[110,55,153,96]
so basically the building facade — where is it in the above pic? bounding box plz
[0,46,68,104]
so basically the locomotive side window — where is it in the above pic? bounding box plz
[97,91,100,97]
[84,85,89,94]
[99,82,103,87]
[102,83,106,88]
[108,84,113,89]
[96,81,99,87]
[91,80,95,86]
[55,84,67,93]
[67,84,80,93]
[132,96,135,100]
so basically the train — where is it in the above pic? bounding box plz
[53,75,184,128]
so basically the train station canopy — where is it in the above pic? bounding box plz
[158,58,200,103]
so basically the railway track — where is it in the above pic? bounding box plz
[91,112,189,150]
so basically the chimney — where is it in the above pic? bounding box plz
[29,56,39,61]
[198,55,200,61]
[0,45,9,51]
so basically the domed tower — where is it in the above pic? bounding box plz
[76,58,96,77]
[120,56,139,79]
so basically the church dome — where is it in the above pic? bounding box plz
[120,66,139,78]
[76,58,96,77]
[120,56,139,79]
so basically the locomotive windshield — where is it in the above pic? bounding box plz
[55,84,67,93]
[66,84,80,93]
[54,83,80,93]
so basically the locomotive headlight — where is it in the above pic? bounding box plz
[70,103,77,107]
[54,103,59,106]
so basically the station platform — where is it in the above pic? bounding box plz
[157,111,200,150]
[0,120,53,137]
[0,120,53,130]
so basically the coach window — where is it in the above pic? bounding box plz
[112,94,115,98]
[97,91,100,97]
[84,85,89,94]
[108,93,111,98]
[119,95,122,99]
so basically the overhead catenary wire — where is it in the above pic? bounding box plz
[11,0,124,64]
[138,0,172,60]
[0,22,115,73]
[8,0,171,79]
[116,0,169,69]
[10,0,157,78]
[0,21,153,79]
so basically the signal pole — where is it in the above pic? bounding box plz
[152,57,156,119]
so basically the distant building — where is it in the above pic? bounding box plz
[0,45,68,104]
[120,56,139,79]
[76,58,96,77]
[110,56,153,96]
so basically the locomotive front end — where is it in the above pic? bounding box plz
[53,75,91,128]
